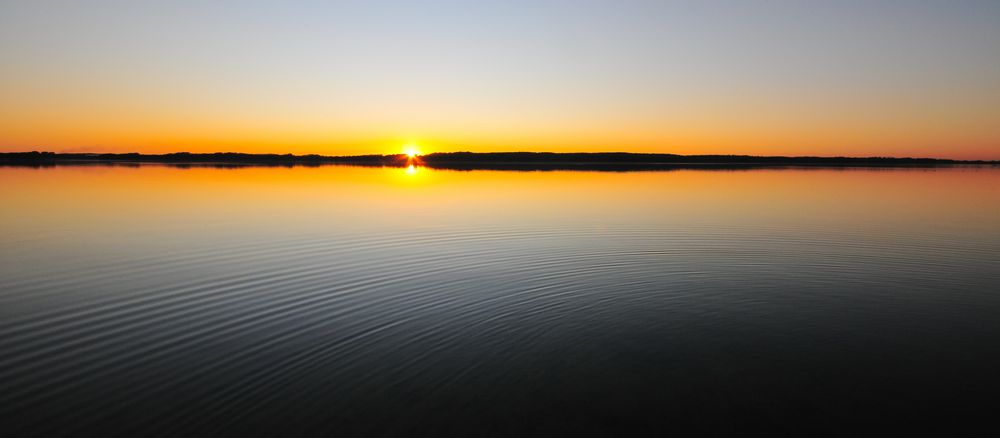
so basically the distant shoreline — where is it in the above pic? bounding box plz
[2,151,997,171]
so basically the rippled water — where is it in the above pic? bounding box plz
[2,165,999,435]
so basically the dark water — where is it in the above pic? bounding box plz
[2,165,999,435]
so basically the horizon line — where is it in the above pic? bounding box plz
[3,150,999,162]
[3,151,998,172]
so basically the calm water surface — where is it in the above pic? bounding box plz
[2,165,999,435]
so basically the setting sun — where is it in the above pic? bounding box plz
[404,145,421,158]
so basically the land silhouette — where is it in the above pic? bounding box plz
[2,151,996,171]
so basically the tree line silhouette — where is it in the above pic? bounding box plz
[2,151,995,170]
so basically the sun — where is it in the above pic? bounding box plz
[403,144,421,158]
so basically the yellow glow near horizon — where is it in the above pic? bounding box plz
[404,145,421,158]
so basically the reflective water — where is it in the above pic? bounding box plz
[2,165,999,434]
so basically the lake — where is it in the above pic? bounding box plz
[2,164,999,435]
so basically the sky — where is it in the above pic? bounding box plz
[1,0,998,159]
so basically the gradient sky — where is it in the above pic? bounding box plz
[2,0,998,158]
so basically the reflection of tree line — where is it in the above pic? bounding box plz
[2,151,996,171]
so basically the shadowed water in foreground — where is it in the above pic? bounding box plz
[1,165,999,435]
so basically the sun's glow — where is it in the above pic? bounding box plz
[405,164,418,175]
[403,144,421,158]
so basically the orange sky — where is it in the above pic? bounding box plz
[1,1,998,159]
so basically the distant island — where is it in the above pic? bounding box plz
[2,151,997,171]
